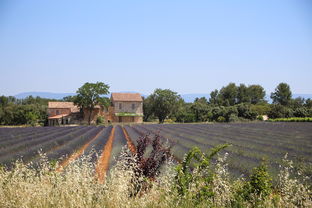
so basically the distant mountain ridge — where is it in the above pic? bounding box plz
[15,92,76,100]
[14,92,312,103]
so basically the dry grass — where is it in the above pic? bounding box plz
[0,149,311,208]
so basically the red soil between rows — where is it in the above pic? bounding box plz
[122,127,137,154]
[96,127,115,183]
[56,128,105,172]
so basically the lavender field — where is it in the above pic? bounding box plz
[1,123,312,178]
[128,123,312,177]
[1,123,312,208]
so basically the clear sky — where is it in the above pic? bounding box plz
[0,0,311,96]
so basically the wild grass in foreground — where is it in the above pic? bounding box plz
[0,147,311,208]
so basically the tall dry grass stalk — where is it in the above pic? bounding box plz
[0,148,311,208]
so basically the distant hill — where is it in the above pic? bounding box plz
[180,94,210,103]
[182,94,312,103]
[13,92,210,102]
[15,92,76,100]
[293,94,312,100]
[14,92,312,103]
[14,91,140,100]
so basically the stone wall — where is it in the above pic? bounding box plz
[83,108,105,124]
[116,116,143,123]
[113,101,143,115]
[48,108,71,116]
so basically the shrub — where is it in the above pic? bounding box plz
[277,154,312,207]
[268,104,293,119]
[129,133,172,196]
[237,103,257,120]
[217,116,226,122]
[25,111,38,126]
[293,107,309,117]
[96,116,104,125]
[250,104,271,115]
[228,114,239,122]
[268,117,312,122]
[247,162,272,199]
[175,112,195,123]
[174,144,229,205]
[164,119,174,123]
[257,115,264,121]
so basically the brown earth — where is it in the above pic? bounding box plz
[95,127,115,183]
[56,128,105,172]
[122,127,136,154]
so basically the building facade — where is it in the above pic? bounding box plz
[109,93,143,123]
[47,93,143,125]
[47,102,81,126]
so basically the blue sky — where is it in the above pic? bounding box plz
[0,0,311,96]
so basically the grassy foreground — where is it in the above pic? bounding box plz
[0,147,311,208]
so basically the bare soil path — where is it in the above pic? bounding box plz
[122,127,136,154]
[56,128,105,172]
[96,127,115,183]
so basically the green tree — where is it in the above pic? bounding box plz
[25,111,39,126]
[237,84,250,104]
[209,89,219,105]
[248,85,266,104]
[289,97,305,109]
[305,98,312,108]
[63,95,77,102]
[191,97,210,122]
[74,82,110,125]
[218,83,238,106]
[173,101,196,123]
[271,83,292,106]
[0,96,9,107]
[143,96,154,122]
[150,89,181,123]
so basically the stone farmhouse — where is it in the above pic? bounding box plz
[47,92,143,126]
[108,93,143,123]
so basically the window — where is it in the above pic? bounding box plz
[119,103,122,110]
[132,103,135,110]
[56,110,60,115]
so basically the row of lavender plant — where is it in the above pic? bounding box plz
[0,126,74,143]
[137,123,312,179]
[0,126,102,167]
[46,126,105,162]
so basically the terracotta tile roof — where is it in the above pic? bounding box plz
[111,93,143,102]
[48,114,70,119]
[48,102,80,113]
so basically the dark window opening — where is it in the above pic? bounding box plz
[119,103,122,110]
[132,103,135,110]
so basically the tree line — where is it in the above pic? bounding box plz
[0,82,312,125]
[0,82,110,126]
[143,82,312,123]
[0,96,56,126]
